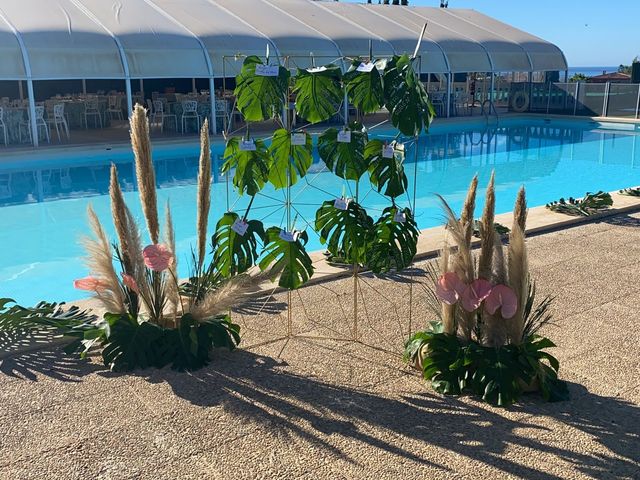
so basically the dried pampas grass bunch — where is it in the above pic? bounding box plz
[429,173,534,346]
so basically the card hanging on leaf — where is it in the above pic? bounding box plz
[356,62,375,73]
[231,218,249,236]
[337,129,351,143]
[382,143,395,159]
[393,210,407,224]
[240,139,256,151]
[291,132,306,146]
[333,197,351,211]
[279,230,299,243]
[255,64,279,77]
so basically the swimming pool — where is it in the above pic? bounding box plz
[2,117,639,305]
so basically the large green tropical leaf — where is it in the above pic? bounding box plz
[383,54,435,136]
[101,313,166,372]
[420,332,467,395]
[267,129,313,189]
[211,212,265,278]
[367,206,419,274]
[365,139,408,198]
[259,227,314,289]
[472,345,523,407]
[234,55,290,122]
[315,199,373,264]
[166,313,241,371]
[317,122,369,181]
[222,137,270,196]
[293,65,343,123]
[343,59,385,114]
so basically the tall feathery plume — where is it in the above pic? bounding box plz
[513,186,528,233]
[164,202,180,323]
[437,193,476,340]
[125,207,152,315]
[477,172,495,280]
[109,164,133,273]
[460,175,478,247]
[507,189,529,345]
[82,205,126,313]
[130,104,159,244]
[196,119,211,267]
[439,235,456,335]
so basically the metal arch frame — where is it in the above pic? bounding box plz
[142,0,218,134]
[67,0,133,117]
[408,9,496,117]
[0,8,39,146]
[363,6,453,116]
[260,0,349,120]
[207,0,283,67]
[309,0,398,58]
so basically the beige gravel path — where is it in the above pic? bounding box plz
[1,214,639,479]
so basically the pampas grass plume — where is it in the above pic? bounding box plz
[197,119,211,267]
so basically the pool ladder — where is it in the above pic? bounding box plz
[481,99,499,127]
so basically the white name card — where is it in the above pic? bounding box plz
[307,66,327,73]
[337,130,351,143]
[393,210,407,224]
[240,139,256,151]
[334,197,350,211]
[279,230,298,242]
[356,62,375,73]
[255,64,279,77]
[382,144,394,158]
[291,132,306,146]
[231,218,249,236]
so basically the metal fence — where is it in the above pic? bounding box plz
[518,82,640,118]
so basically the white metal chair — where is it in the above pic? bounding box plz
[152,100,177,133]
[19,106,50,144]
[84,99,103,129]
[47,103,70,141]
[104,95,123,123]
[181,100,200,134]
[0,107,7,146]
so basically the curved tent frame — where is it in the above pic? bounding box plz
[0,0,567,146]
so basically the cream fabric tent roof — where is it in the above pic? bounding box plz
[0,0,567,81]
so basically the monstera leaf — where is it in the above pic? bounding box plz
[471,345,523,407]
[166,314,241,371]
[211,212,265,278]
[343,59,385,114]
[101,313,166,372]
[234,56,290,122]
[293,65,343,123]
[365,139,408,198]
[259,227,314,290]
[383,54,435,136]
[317,122,369,181]
[222,137,270,196]
[315,199,373,264]
[267,129,313,189]
[420,333,468,395]
[367,206,419,274]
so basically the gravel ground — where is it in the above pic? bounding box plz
[1,214,639,479]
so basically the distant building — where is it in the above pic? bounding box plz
[587,72,631,83]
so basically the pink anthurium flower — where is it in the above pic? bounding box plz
[73,276,108,292]
[142,244,174,272]
[121,273,140,294]
[485,284,518,319]
[460,278,493,312]
[435,272,466,305]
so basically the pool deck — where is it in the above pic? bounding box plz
[1,209,640,479]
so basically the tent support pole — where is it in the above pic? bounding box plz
[209,77,217,134]
[27,79,38,147]
[18,81,24,100]
[139,79,144,98]
[82,79,87,95]
[490,72,495,110]
[125,78,133,116]
[446,72,452,118]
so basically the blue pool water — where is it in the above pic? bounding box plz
[1,118,639,305]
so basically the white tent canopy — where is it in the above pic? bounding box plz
[0,0,567,81]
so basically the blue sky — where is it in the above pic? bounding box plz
[344,1,639,66]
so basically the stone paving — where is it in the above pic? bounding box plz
[1,214,639,479]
